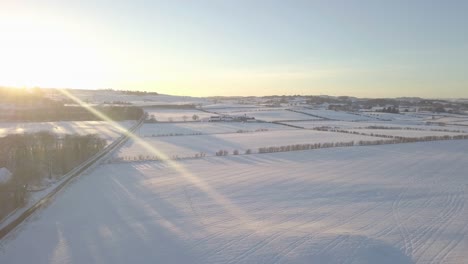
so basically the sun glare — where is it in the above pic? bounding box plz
[0,15,111,89]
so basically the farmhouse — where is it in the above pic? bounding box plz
[0,167,12,184]
[208,115,255,122]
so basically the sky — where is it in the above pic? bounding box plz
[0,0,467,98]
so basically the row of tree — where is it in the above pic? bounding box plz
[0,132,106,218]
[108,133,468,166]
[258,142,355,153]
[145,114,200,123]
[378,106,400,113]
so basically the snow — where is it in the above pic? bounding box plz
[203,104,262,110]
[358,112,425,122]
[143,108,217,122]
[1,141,468,263]
[281,120,468,132]
[137,122,293,137]
[0,121,135,144]
[293,109,375,121]
[428,116,468,125]
[214,109,314,122]
[116,129,382,159]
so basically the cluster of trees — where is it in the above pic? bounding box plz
[378,106,400,113]
[306,96,347,105]
[120,90,159,96]
[144,114,200,123]
[0,180,25,219]
[235,128,269,134]
[215,150,229,156]
[0,132,106,217]
[215,149,250,156]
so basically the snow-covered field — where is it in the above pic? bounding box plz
[0,121,135,143]
[216,109,314,122]
[431,117,468,125]
[281,120,468,132]
[293,109,375,121]
[456,121,468,125]
[1,141,468,263]
[116,129,382,159]
[202,104,262,111]
[138,122,293,137]
[358,112,425,122]
[143,108,216,122]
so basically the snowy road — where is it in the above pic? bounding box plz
[1,141,467,263]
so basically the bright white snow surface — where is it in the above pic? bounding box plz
[216,109,314,122]
[1,141,468,264]
[282,120,468,133]
[293,109,376,121]
[138,122,293,137]
[143,108,217,122]
[0,121,135,144]
[117,129,382,159]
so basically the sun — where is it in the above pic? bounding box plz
[0,15,111,89]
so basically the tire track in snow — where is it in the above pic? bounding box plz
[392,185,415,258]
[192,157,368,256]
[268,201,386,264]
[198,196,333,261]
[261,151,412,264]
[413,189,465,263]
[409,159,468,258]
[432,194,468,264]
[411,191,460,250]
[408,157,468,263]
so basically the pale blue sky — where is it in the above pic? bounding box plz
[1,0,467,97]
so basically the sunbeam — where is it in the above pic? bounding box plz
[56,88,260,232]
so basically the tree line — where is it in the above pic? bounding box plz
[0,132,106,219]
[109,133,468,165]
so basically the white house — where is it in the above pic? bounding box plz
[0,167,12,184]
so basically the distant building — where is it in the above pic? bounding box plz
[208,116,221,122]
[0,167,12,184]
[208,115,255,122]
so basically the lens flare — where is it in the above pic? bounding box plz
[56,88,260,232]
